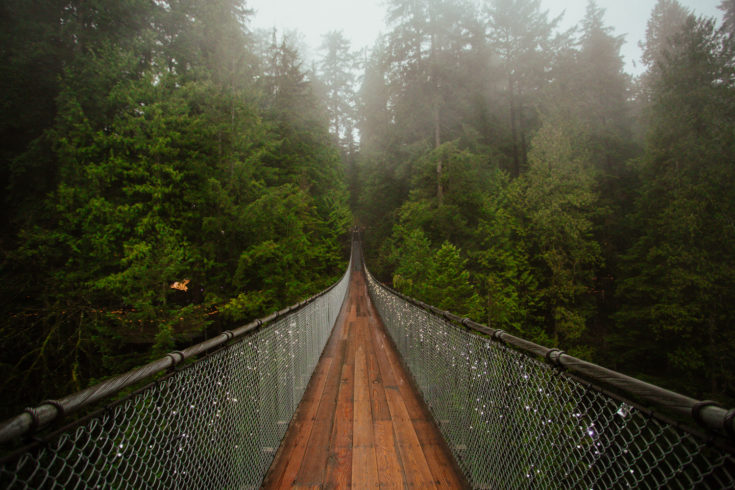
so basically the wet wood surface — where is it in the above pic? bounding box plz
[263,270,467,489]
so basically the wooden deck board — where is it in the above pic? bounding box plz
[263,270,467,489]
[266,358,333,489]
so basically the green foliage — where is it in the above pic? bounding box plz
[474,172,546,343]
[400,141,489,244]
[424,242,484,319]
[389,227,482,320]
[3,0,735,421]
[484,0,567,176]
[523,115,602,347]
[0,1,350,418]
[615,15,735,399]
[317,31,359,149]
[390,226,432,299]
[354,0,735,407]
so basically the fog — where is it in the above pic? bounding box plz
[246,0,723,74]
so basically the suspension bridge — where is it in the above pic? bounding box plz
[1,232,734,488]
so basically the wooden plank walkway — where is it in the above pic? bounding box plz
[263,269,467,489]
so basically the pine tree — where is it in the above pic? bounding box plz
[484,0,565,176]
[522,113,602,355]
[384,0,480,202]
[616,15,735,399]
[721,0,735,38]
[474,172,544,341]
[0,1,352,418]
[317,31,358,150]
[639,0,691,100]
[424,242,483,318]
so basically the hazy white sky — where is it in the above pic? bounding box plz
[245,0,723,74]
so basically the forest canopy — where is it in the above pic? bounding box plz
[1,0,734,418]
[352,0,735,405]
[0,0,350,418]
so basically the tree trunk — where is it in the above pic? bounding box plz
[508,76,520,178]
[229,54,237,178]
[517,87,527,172]
[430,9,442,205]
[429,6,444,206]
[434,104,443,205]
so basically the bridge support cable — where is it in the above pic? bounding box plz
[0,248,353,488]
[363,261,735,488]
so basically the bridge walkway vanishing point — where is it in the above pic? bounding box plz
[263,266,466,488]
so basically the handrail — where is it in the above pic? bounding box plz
[0,265,347,446]
[363,261,735,446]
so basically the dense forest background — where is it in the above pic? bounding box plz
[0,0,351,418]
[352,0,735,406]
[1,0,734,419]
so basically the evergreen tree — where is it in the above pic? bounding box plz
[424,242,483,318]
[0,0,155,242]
[389,228,482,319]
[721,0,735,38]
[316,31,361,210]
[474,172,544,340]
[317,31,358,150]
[357,39,392,157]
[641,0,691,68]
[484,0,565,176]
[384,0,480,202]
[0,1,351,418]
[522,113,602,355]
[389,226,433,299]
[577,1,630,154]
[616,15,735,399]
[639,0,691,99]
[540,1,638,360]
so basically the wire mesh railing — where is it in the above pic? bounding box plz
[365,266,735,489]
[0,257,351,489]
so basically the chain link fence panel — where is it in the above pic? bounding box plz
[0,264,350,489]
[365,269,735,489]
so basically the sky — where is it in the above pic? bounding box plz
[245,0,724,75]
